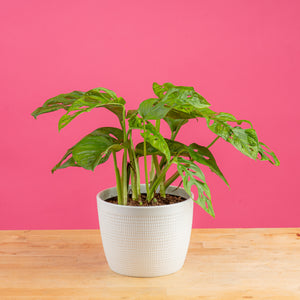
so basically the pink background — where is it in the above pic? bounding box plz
[1,0,299,230]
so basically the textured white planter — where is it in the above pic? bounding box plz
[96,184,193,277]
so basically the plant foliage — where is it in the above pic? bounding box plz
[32,83,280,217]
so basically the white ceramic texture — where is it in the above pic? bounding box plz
[97,185,193,277]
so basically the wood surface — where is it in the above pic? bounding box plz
[0,228,300,299]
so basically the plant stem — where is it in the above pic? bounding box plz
[153,155,160,176]
[171,128,180,141]
[149,157,155,184]
[121,108,128,205]
[152,119,166,197]
[165,171,180,189]
[149,120,160,184]
[143,122,150,196]
[148,159,173,201]
[159,157,166,170]
[207,136,220,148]
[153,155,166,197]
[136,158,141,196]
[129,131,141,197]
[121,149,128,205]
[134,153,141,197]
[130,165,137,200]
[113,151,122,205]
[128,131,138,200]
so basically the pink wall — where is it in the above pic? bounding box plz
[1,0,299,230]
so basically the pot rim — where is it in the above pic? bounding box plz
[97,184,193,210]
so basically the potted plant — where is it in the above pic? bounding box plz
[32,82,279,277]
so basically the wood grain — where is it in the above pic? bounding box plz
[0,228,300,299]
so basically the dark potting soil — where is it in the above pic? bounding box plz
[106,193,187,206]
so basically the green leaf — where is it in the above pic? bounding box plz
[188,143,229,186]
[152,82,212,119]
[135,141,161,156]
[128,114,143,129]
[211,112,237,122]
[72,137,112,170]
[135,139,228,186]
[206,114,259,159]
[31,91,85,118]
[165,107,215,120]
[141,123,171,161]
[138,98,172,120]
[164,117,188,138]
[135,139,189,157]
[52,127,124,172]
[133,83,214,129]
[174,157,214,217]
[129,115,170,161]
[85,87,119,100]
[126,109,138,119]
[258,142,280,166]
[152,82,168,98]
[51,147,79,173]
[164,140,190,157]
[58,88,125,130]
[153,83,210,109]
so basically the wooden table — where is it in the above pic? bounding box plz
[1,228,300,299]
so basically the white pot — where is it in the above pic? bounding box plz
[96,184,193,277]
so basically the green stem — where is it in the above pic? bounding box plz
[171,125,181,141]
[130,131,141,196]
[130,167,137,200]
[153,155,166,197]
[159,157,166,170]
[158,157,167,192]
[153,155,160,175]
[165,171,180,189]
[207,136,220,148]
[121,108,128,205]
[121,149,128,205]
[152,120,166,197]
[148,159,174,201]
[128,131,138,200]
[155,120,161,132]
[149,157,155,184]
[149,120,161,184]
[135,156,141,196]
[143,122,150,196]
[113,152,122,205]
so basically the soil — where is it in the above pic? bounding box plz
[106,192,187,206]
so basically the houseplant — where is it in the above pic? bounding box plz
[32,82,279,277]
